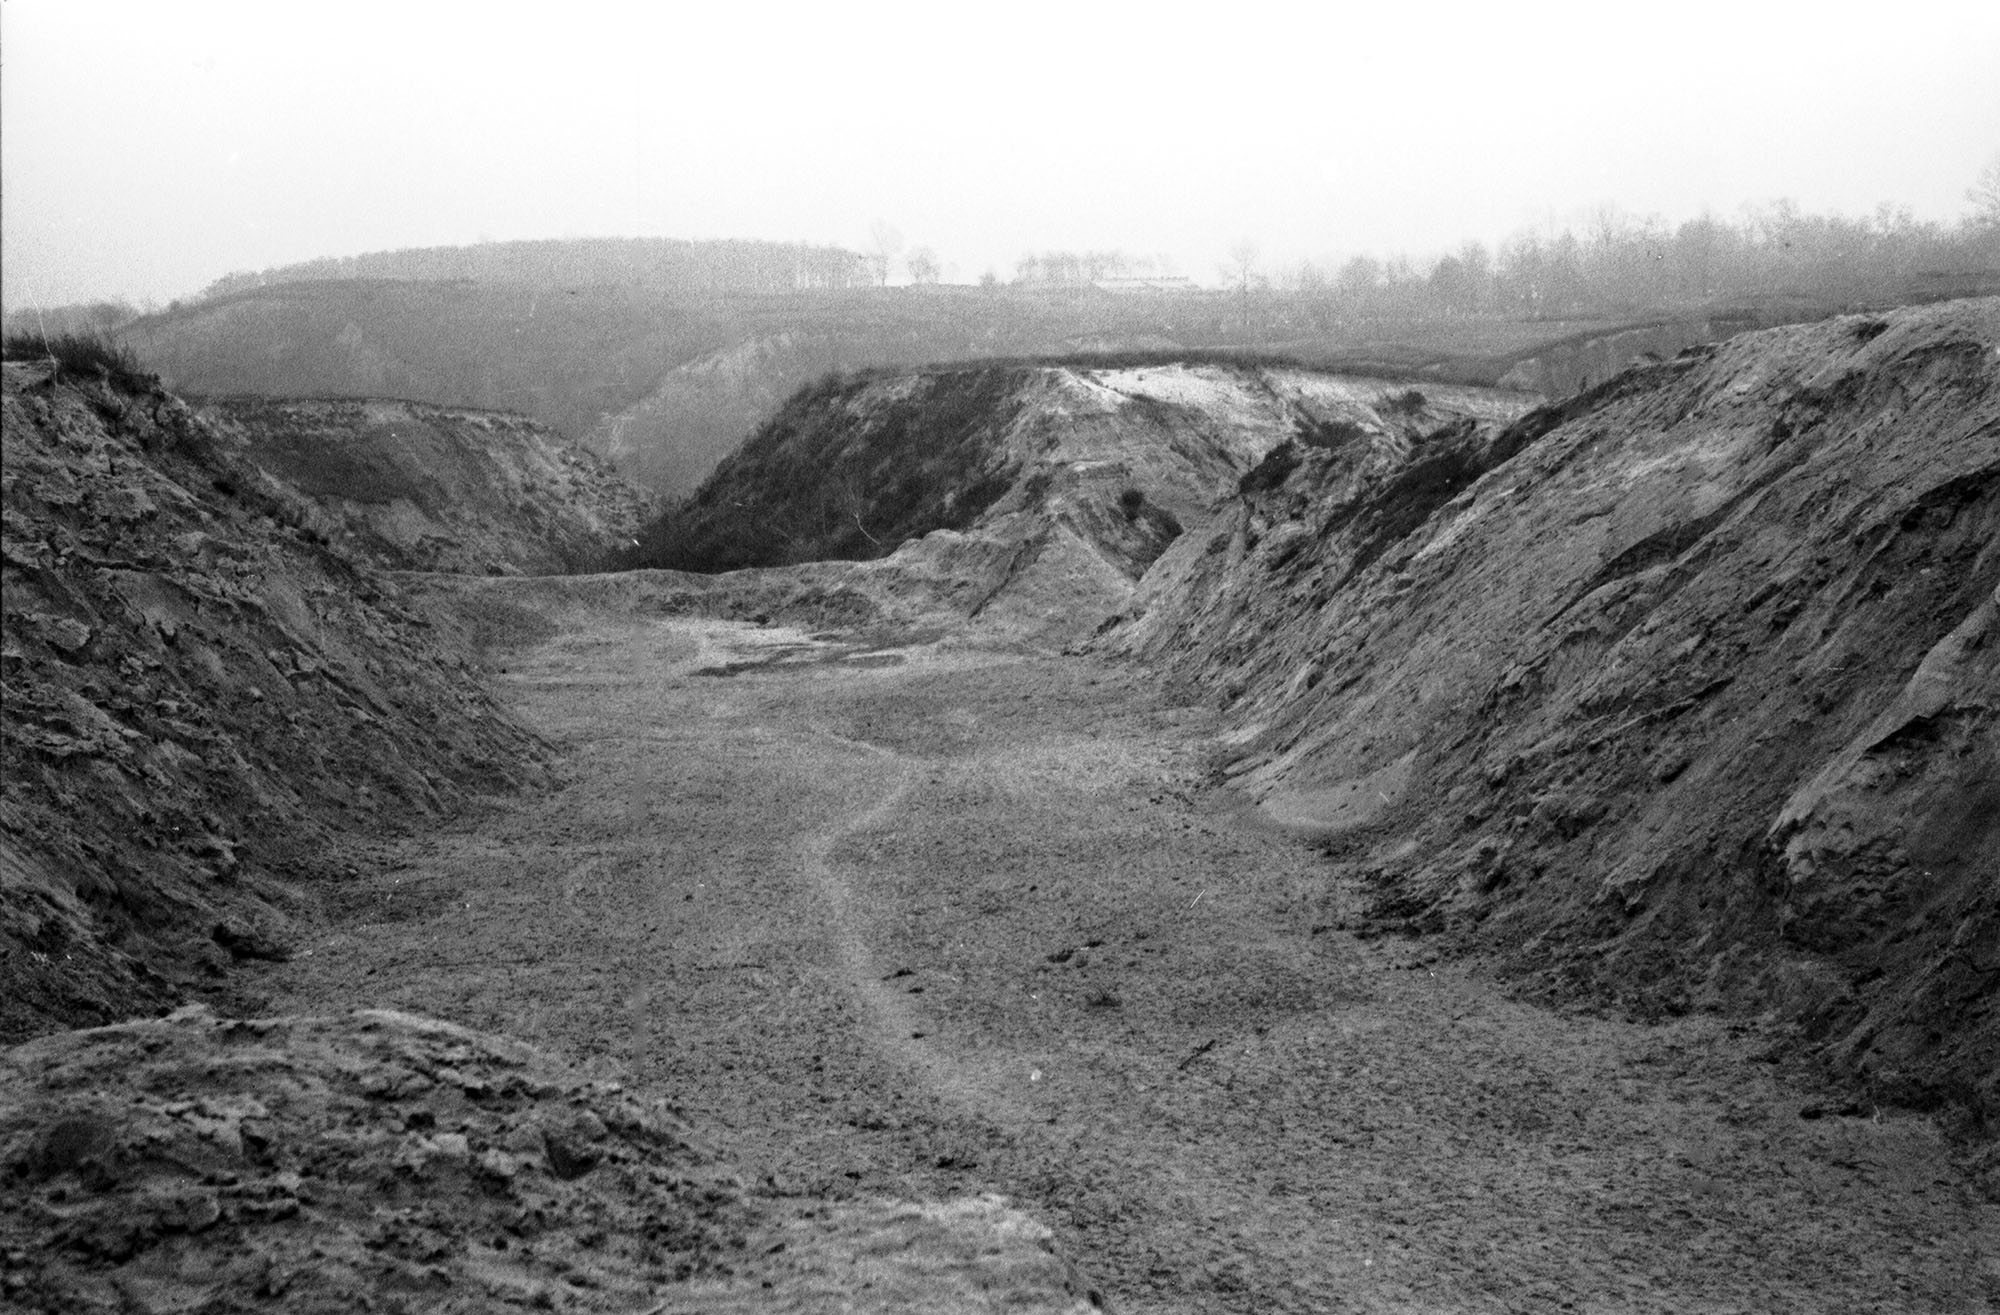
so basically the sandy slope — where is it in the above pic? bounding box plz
[1111,301,2000,1126]
[262,602,1998,1313]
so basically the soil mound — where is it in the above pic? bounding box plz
[1,363,545,1041]
[1108,298,2000,1128]
[0,1005,1097,1313]
[628,362,1532,643]
[198,396,652,574]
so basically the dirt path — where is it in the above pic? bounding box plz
[267,608,1998,1313]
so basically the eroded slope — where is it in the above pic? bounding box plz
[200,396,651,574]
[1,363,545,1040]
[1110,299,2000,1127]
[632,362,1532,641]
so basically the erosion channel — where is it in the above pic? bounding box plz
[268,599,1996,1314]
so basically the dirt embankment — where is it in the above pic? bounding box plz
[1,363,546,1041]
[199,396,652,575]
[632,362,1531,644]
[1108,298,2000,1131]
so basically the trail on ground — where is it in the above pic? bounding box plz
[267,608,1999,1315]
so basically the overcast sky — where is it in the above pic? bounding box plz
[4,0,1997,306]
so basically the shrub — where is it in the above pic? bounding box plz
[1294,417,1368,451]
[1385,387,1428,414]
[1119,487,1146,520]
[2,330,154,388]
[1239,441,1302,495]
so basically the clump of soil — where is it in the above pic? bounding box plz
[0,1004,749,1312]
[0,1005,1101,1314]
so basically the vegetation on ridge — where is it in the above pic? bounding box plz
[2,329,154,389]
[620,367,1033,573]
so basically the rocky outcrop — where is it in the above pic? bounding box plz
[200,396,652,575]
[1,363,546,1042]
[1108,299,2000,1124]
[0,1005,1100,1313]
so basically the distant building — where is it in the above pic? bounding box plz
[1092,276,1197,294]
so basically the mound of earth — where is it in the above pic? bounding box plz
[1,362,546,1041]
[1107,298,2000,1127]
[630,361,1532,643]
[0,1005,1097,1314]
[198,396,652,575]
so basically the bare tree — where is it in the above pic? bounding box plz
[1224,239,1261,293]
[866,220,904,286]
[1970,153,2000,228]
[905,246,941,284]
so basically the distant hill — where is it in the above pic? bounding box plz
[199,235,873,297]
[128,235,1975,503]
[122,273,1615,499]
[124,277,712,442]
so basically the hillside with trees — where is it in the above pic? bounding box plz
[1275,201,1998,323]
[101,206,2000,498]
[198,236,872,298]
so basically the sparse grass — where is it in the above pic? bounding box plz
[2,330,154,388]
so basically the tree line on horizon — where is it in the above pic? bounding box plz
[998,201,1998,318]
[197,236,874,302]
[9,195,1997,347]
[1273,200,1999,321]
